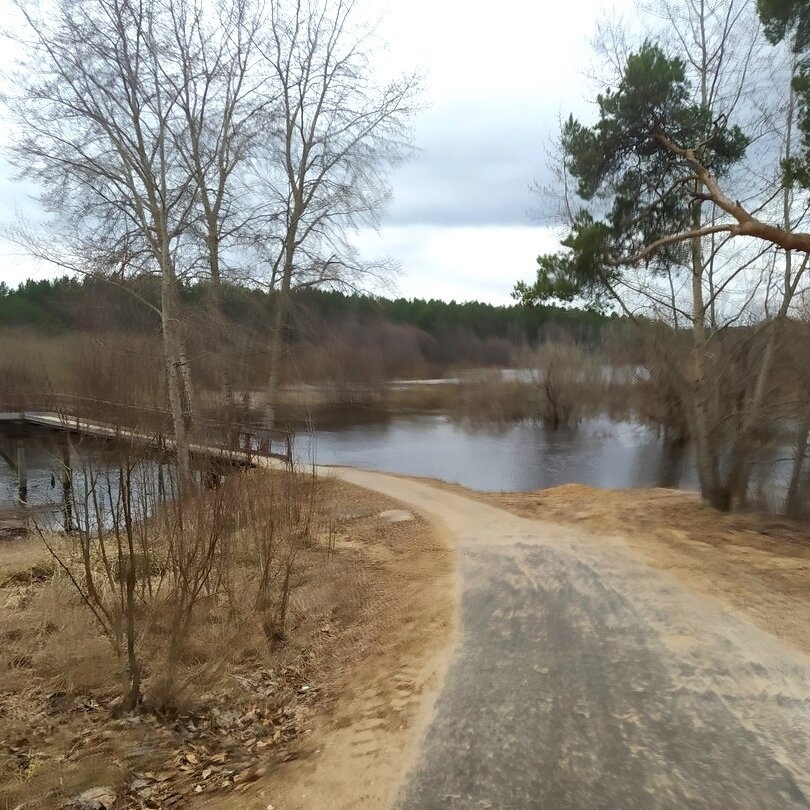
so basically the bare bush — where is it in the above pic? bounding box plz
[36,439,316,713]
[632,325,691,445]
[454,371,531,423]
[37,448,157,712]
[524,343,602,430]
[293,338,387,408]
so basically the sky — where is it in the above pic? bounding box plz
[0,0,632,305]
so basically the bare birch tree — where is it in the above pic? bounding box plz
[168,0,267,402]
[251,0,419,426]
[5,0,256,483]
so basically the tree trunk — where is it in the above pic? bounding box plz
[207,227,234,408]
[785,400,810,516]
[728,79,797,508]
[726,316,783,507]
[121,467,141,713]
[265,235,296,429]
[265,289,287,429]
[178,342,195,432]
[160,267,194,485]
[688,197,728,511]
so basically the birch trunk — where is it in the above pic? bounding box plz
[265,235,295,429]
[207,227,234,407]
[160,267,193,485]
[689,196,729,510]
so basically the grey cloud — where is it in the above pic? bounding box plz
[385,98,559,228]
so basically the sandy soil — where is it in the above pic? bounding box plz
[197,479,457,810]
[326,470,810,808]
[201,476,810,808]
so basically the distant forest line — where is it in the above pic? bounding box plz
[0,276,610,344]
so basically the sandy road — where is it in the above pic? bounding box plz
[330,467,810,810]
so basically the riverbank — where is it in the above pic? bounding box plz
[2,471,807,808]
[326,469,810,808]
[261,472,810,807]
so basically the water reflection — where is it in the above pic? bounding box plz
[301,414,701,492]
[1,414,791,519]
[0,435,175,531]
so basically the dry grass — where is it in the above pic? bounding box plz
[199,477,455,810]
[0,328,165,417]
[382,383,461,413]
[0,538,54,588]
[0,471,453,810]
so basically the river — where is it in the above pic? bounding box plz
[0,411,793,522]
[300,413,698,492]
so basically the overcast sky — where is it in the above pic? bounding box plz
[353,0,637,303]
[0,0,632,304]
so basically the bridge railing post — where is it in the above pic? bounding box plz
[16,439,27,504]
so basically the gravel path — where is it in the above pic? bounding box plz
[332,468,810,810]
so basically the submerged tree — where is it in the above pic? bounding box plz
[759,0,810,514]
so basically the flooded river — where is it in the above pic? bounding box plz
[1,411,792,520]
[0,435,172,528]
[301,413,699,492]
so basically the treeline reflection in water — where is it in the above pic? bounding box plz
[303,413,794,511]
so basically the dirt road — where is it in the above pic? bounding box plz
[332,468,810,810]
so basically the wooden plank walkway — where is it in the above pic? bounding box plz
[0,411,293,469]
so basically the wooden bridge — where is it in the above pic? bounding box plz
[0,408,294,504]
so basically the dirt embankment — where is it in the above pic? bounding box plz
[469,484,810,657]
